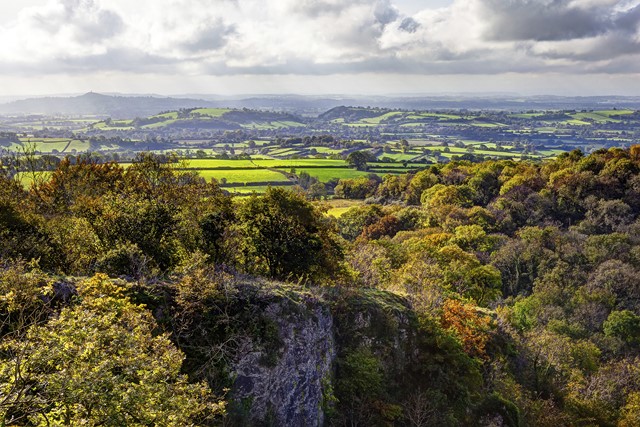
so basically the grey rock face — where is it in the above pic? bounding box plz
[230,295,335,426]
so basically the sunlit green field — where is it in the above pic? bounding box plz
[253,159,346,168]
[14,138,89,153]
[190,108,231,117]
[182,158,348,169]
[184,159,258,169]
[280,167,374,182]
[196,169,288,184]
[321,199,366,217]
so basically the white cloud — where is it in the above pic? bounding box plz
[0,0,638,78]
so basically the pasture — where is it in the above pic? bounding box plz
[196,169,288,184]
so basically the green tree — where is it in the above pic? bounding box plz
[346,151,374,171]
[236,187,342,281]
[603,310,640,344]
[0,274,223,425]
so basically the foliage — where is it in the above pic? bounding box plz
[0,274,223,425]
[2,146,640,425]
[235,187,343,281]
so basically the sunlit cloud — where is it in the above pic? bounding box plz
[0,0,638,94]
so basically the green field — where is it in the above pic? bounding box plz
[191,108,230,117]
[254,159,346,168]
[282,167,374,182]
[379,152,421,161]
[321,199,365,217]
[185,159,258,169]
[196,169,288,184]
[358,111,404,124]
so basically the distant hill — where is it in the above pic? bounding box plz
[318,106,390,121]
[4,92,640,119]
[0,92,214,119]
[86,107,307,132]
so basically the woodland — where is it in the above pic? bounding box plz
[1,147,640,426]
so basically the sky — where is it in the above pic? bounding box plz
[0,0,639,97]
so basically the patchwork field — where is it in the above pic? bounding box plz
[195,169,288,184]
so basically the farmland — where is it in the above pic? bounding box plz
[2,103,640,194]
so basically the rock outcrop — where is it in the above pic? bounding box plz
[230,291,335,426]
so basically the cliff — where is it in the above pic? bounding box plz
[168,278,489,426]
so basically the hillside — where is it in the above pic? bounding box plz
[5,93,640,119]
[2,149,640,425]
[0,92,214,118]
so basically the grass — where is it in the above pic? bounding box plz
[410,112,463,120]
[470,122,505,128]
[183,159,258,169]
[563,119,591,126]
[196,169,288,184]
[142,120,178,129]
[284,167,375,182]
[359,111,404,124]
[320,199,365,217]
[268,148,300,156]
[66,140,91,152]
[191,108,230,117]
[308,146,344,154]
[595,109,635,117]
[254,159,346,168]
[378,152,421,161]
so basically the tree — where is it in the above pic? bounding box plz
[603,310,640,344]
[346,151,374,171]
[0,274,223,425]
[441,299,493,360]
[236,187,342,281]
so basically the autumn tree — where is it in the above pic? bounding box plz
[0,274,223,425]
[236,187,342,281]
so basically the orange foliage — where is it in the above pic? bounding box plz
[441,299,492,360]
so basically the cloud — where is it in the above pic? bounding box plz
[0,0,639,78]
[180,20,236,53]
[29,0,123,42]
[479,0,613,42]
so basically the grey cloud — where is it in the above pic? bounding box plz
[374,0,399,25]
[6,0,640,79]
[0,48,175,75]
[59,47,176,72]
[31,0,124,42]
[290,0,355,17]
[533,35,640,62]
[615,4,640,32]
[399,17,419,33]
[199,50,548,76]
[481,0,614,42]
[181,20,236,52]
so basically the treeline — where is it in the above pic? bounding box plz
[1,147,640,425]
[333,147,640,425]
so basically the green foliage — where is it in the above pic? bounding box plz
[0,274,222,425]
[236,187,342,281]
[474,393,521,427]
[3,146,640,425]
[345,150,375,171]
[603,310,640,344]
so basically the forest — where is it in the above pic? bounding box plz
[2,146,640,426]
